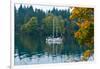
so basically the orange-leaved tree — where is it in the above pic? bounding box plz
[70,7,94,60]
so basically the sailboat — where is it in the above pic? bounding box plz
[46,16,62,44]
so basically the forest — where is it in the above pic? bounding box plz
[14,5,94,62]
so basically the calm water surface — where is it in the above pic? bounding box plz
[14,34,82,65]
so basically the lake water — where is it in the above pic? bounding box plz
[14,34,83,65]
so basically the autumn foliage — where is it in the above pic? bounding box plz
[70,7,94,60]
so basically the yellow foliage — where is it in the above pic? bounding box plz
[74,31,81,38]
[70,7,94,21]
[76,22,81,27]
[70,7,94,61]
[81,20,91,29]
[82,50,92,60]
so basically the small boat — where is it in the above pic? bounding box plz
[46,17,63,45]
[46,37,62,44]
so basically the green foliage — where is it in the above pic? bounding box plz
[43,14,65,35]
[21,17,38,33]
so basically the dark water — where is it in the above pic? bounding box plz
[14,34,82,65]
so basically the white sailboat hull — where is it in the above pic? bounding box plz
[46,37,62,44]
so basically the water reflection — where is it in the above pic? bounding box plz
[14,34,82,65]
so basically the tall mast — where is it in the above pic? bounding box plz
[53,16,54,56]
[53,16,54,38]
[56,19,58,37]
